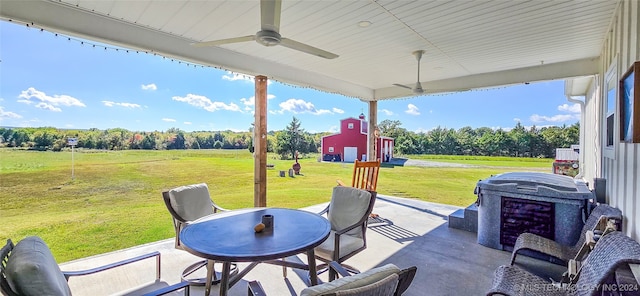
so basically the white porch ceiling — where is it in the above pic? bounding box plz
[0,0,618,101]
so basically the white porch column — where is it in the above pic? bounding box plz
[368,100,378,161]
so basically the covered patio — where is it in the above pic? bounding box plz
[59,195,565,296]
[2,0,639,295]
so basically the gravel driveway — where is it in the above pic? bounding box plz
[386,157,476,168]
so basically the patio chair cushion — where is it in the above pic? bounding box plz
[327,186,372,237]
[334,273,398,296]
[300,264,400,296]
[168,183,215,221]
[315,231,365,260]
[4,236,71,296]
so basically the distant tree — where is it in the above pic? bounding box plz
[509,122,530,157]
[378,119,407,139]
[456,126,477,155]
[141,133,157,150]
[275,117,306,159]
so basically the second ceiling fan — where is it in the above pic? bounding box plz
[192,0,339,59]
[394,50,427,95]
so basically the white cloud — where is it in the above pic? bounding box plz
[513,118,521,122]
[184,122,192,125]
[172,94,242,112]
[222,71,272,85]
[557,103,581,113]
[332,108,344,114]
[102,101,141,108]
[35,102,61,112]
[380,109,394,116]
[240,94,276,110]
[530,114,579,123]
[162,118,176,122]
[528,103,581,124]
[18,87,85,111]
[275,98,333,115]
[328,125,339,133]
[141,83,157,91]
[0,106,22,120]
[405,104,420,115]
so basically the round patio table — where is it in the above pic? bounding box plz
[180,207,331,296]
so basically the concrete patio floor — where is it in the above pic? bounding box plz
[59,195,566,296]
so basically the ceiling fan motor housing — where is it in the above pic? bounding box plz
[256,30,281,46]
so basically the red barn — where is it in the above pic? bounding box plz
[321,114,394,162]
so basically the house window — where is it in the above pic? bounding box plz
[348,123,354,129]
[328,147,334,152]
[603,61,617,159]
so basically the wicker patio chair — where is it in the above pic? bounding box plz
[247,261,417,296]
[0,237,189,296]
[510,204,622,265]
[487,231,640,296]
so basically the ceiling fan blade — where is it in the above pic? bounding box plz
[261,0,282,32]
[280,38,339,59]
[393,83,412,90]
[191,36,256,47]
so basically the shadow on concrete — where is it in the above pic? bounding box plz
[368,219,421,244]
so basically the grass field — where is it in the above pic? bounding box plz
[0,149,552,262]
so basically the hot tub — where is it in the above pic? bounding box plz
[475,172,593,251]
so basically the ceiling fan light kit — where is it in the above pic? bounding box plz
[192,0,338,59]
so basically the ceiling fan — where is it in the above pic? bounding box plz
[393,50,426,95]
[191,0,339,59]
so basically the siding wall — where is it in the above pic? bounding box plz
[584,0,639,240]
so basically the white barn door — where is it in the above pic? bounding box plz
[343,147,358,162]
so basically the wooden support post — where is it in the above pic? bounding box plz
[254,75,268,207]
[368,100,378,161]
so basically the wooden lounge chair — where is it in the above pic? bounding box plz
[337,159,381,191]
[337,159,381,219]
[510,204,622,265]
[487,231,640,296]
[0,237,189,296]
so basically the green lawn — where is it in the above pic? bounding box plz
[402,154,554,168]
[0,149,551,262]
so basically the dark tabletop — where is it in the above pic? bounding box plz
[180,208,331,262]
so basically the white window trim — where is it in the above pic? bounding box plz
[328,147,334,153]
[348,123,354,129]
[603,59,617,160]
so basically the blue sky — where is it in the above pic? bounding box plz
[0,21,580,133]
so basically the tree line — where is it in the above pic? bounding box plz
[378,120,579,158]
[0,118,579,159]
[0,123,327,158]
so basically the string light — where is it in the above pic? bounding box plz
[10,20,209,70]
[9,18,508,100]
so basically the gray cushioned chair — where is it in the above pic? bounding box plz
[313,186,377,281]
[0,236,189,296]
[162,183,236,285]
[248,261,417,296]
[510,204,622,265]
[488,231,640,296]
